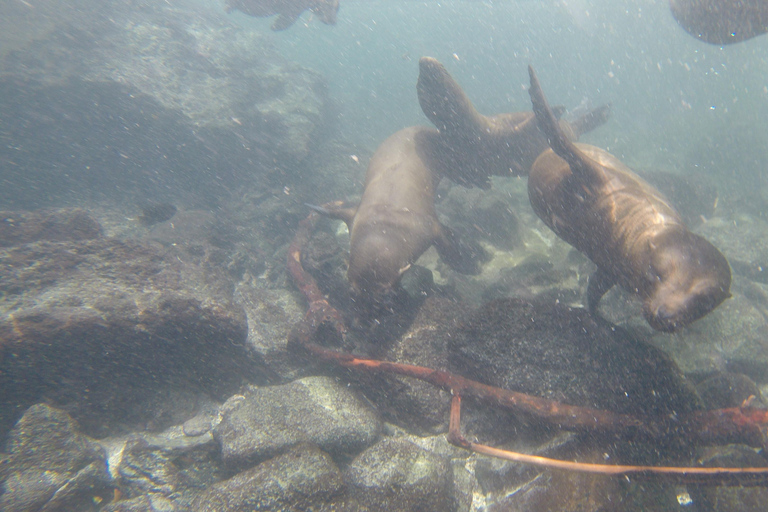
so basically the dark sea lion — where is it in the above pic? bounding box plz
[416,57,611,187]
[670,0,768,45]
[321,126,485,316]
[225,0,339,31]
[527,66,731,332]
[138,203,177,227]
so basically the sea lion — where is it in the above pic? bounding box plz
[321,126,485,316]
[527,66,731,332]
[225,0,339,31]
[669,0,768,45]
[416,57,611,187]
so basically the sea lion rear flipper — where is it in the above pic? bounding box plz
[569,103,612,139]
[271,11,301,31]
[433,223,488,275]
[417,57,486,136]
[528,66,602,182]
[307,202,357,228]
[587,267,616,315]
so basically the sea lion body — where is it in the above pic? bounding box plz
[225,0,339,31]
[670,0,768,45]
[528,67,731,331]
[417,57,610,186]
[326,127,482,313]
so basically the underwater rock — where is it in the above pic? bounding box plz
[105,435,222,508]
[651,284,768,382]
[698,213,768,284]
[233,280,306,382]
[689,445,768,510]
[0,404,113,512]
[353,296,467,435]
[0,208,102,247]
[438,185,523,251]
[344,437,454,512]
[190,443,348,511]
[0,235,267,438]
[695,371,764,409]
[0,0,329,209]
[214,376,381,469]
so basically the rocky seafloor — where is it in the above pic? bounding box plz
[3,1,768,512]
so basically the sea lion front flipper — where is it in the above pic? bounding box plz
[528,66,602,182]
[271,11,301,31]
[569,103,612,139]
[417,57,486,136]
[308,202,358,229]
[433,223,488,275]
[587,267,616,315]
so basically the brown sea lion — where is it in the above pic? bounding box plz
[225,0,339,31]
[527,66,731,332]
[417,57,611,187]
[321,126,485,316]
[670,0,768,45]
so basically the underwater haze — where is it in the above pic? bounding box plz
[2,0,768,511]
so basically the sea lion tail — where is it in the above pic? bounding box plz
[569,102,612,139]
[271,12,301,31]
[528,66,592,176]
[417,57,486,136]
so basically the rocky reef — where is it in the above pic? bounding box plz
[1,2,768,512]
[0,0,331,209]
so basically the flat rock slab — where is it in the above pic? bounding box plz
[0,224,263,437]
[214,376,381,469]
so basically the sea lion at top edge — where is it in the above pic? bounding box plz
[321,126,486,317]
[670,0,768,45]
[527,66,731,332]
[225,0,339,31]
[416,57,611,187]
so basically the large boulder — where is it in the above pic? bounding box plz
[0,209,265,438]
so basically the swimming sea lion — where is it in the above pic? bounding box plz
[417,57,611,187]
[321,126,485,316]
[669,0,768,45]
[527,66,731,332]
[225,0,339,31]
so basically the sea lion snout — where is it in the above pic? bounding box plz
[644,232,732,331]
[645,280,729,332]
